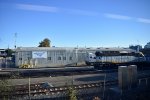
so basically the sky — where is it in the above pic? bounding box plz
[0,0,150,49]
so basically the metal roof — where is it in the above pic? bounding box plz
[15,47,136,52]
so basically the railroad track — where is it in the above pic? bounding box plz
[0,80,117,98]
[1,76,150,99]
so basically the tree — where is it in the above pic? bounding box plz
[38,38,51,47]
[5,49,14,57]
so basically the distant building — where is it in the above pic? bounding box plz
[144,42,150,49]
[141,42,150,61]
[129,45,142,51]
[0,49,7,58]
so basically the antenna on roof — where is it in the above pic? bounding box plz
[14,33,17,49]
[137,40,139,52]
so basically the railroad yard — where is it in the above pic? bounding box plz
[1,0,150,99]
[0,66,150,100]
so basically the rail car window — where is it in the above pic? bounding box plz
[119,51,128,56]
[128,52,135,56]
[114,51,119,53]
[95,51,103,56]
[113,51,120,56]
[101,51,120,56]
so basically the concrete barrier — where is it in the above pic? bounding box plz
[118,66,128,90]
[127,65,137,89]
[118,65,138,91]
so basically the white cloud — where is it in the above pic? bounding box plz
[136,18,150,24]
[16,4,59,12]
[104,13,150,24]
[15,4,150,25]
[16,3,99,16]
[64,9,100,16]
[104,13,132,20]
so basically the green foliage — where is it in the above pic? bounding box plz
[38,38,51,47]
[0,72,18,99]
[5,49,14,57]
[0,79,13,99]
[68,87,77,100]
[0,79,10,92]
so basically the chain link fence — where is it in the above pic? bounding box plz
[0,57,15,68]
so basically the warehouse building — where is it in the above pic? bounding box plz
[15,47,98,68]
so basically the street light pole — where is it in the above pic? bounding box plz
[75,48,78,66]
[103,73,106,99]
[29,77,31,99]
[71,73,74,85]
